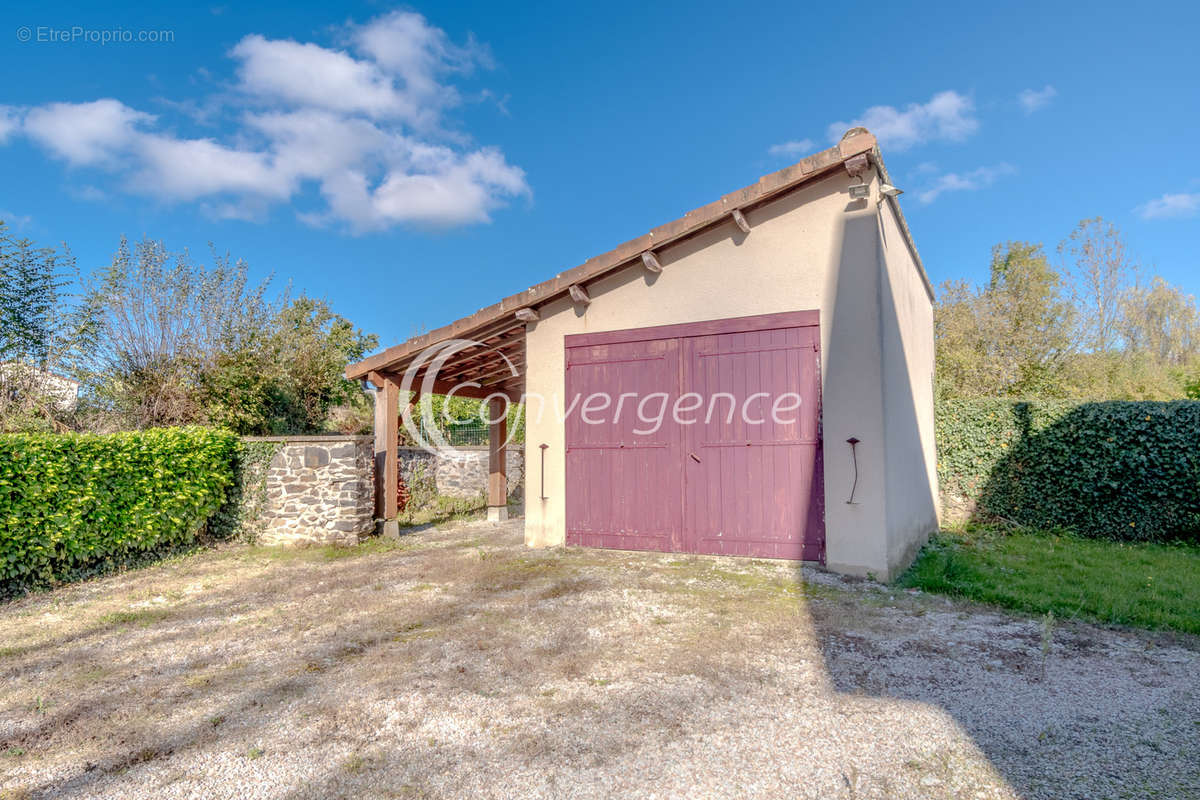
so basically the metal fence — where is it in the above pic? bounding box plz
[416,417,490,447]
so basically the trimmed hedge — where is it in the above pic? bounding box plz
[937,398,1200,542]
[0,427,238,594]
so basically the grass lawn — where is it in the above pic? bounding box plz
[899,526,1200,634]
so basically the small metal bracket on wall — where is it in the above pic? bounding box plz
[845,437,861,504]
[539,444,549,501]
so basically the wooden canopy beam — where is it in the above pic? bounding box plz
[373,369,507,401]
[440,329,524,364]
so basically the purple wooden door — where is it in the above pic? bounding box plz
[682,325,824,560]
[565,337,682,551]
[564,311,824,562]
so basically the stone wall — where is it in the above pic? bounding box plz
[226,438,524,547]
[397,446,525,502]
[250,436,375,547]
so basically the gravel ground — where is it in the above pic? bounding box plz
[1,518,1197,800]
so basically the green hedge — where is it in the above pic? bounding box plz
[937,398,1200,542]
[0,427,238,594]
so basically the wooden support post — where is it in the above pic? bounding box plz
[487,395,508,522]
[371,371,400,536]
[371,373,386,519]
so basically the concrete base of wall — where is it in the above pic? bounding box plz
[827,530,934,582]
[826,560,891,582]
[488,506,509,522]
[887,525,936,583]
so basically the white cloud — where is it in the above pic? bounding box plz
[1018,85,1057,113]
[68,185,108,202]
[230,11,492,131]
[231,35,418,121]
[0,106,20,143]
[1136,193,1200,220]
[132,134,290,200]
[23,100,153,165]
[200,197,273,223]
[918,163,1014,204]
[375,148,526,226]
[245,110,387,180]
[827,90,978,151]
[0,210,33,229]
[353,11,489,106]
[5,12,528,232]
[317,146,526,231]
[767,139,815,158]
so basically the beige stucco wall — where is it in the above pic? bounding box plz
[877,199,940,576]
[522,168,934,579]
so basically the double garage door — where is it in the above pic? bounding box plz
[565,311,825,561]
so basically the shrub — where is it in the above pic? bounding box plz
[0,426,238,594]
[207,439,284,544]
[937,398,1200,542]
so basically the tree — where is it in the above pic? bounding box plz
[0,222,94,431]
[264,296,376,434]
[1120,277,1200,366]
[1060,217,1136,353]
[82,237,281,429]
[936,242,1078,398]
[0,222,83,366]
[987,242,1076,396]
[1061,351,1184,401]
[934,279,996,399]
[83,236,377,434]
[936,226,1200,401]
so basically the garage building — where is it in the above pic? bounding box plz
[346,128,939,580]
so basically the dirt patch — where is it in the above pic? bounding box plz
[0,519,1196,799]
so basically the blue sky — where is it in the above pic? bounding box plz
[2,0,1197,350]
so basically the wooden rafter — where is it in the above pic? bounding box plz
[443,347,525,380]
[569,285,591,305]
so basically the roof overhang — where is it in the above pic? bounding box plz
[347,129,930,391]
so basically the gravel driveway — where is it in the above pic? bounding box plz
[1,518,1197,799]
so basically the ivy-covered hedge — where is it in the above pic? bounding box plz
[207,439,284,544]
[937,398,1200,542]
[0,427,238,594]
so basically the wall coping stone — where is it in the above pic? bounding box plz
[395,444,526,453]
[243,435,373,443]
